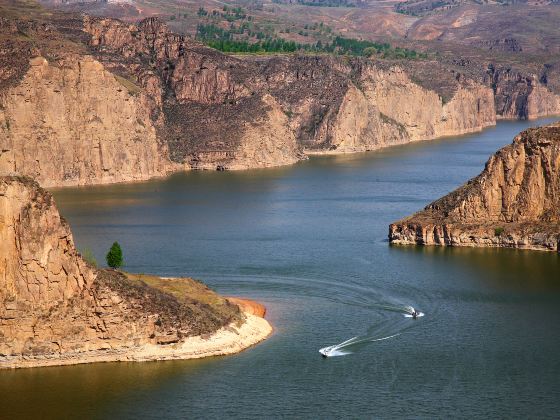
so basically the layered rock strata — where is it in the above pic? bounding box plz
[84,17,498,159]
[487,66,560,120]
[389,123,560,251]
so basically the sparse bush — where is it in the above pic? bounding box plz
[363,47,377,57]
[494,227,504,237]
[81,248,98,268]
[114,75,142,96]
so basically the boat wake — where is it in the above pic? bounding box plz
[212,273,428,359]
[319,333,400,358]
[319,305,424,358]
[403,305,425,318]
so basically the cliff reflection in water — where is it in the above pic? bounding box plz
[0,359,215,419]
[390,245,560,293]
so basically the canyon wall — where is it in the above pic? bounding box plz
[0,176,270,368]
[299,68,496,154]
[0,55,179,187]
[81,17,501,169]
[389,123,560,251]
[488,67,560,120]
[360,67,495,146]
[0,15,558,187]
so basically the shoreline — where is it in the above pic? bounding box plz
[0,299,272,370]
[389,220,560,253]
[226,297,267,318]
[47,117,560,190]
[388,122,560,254]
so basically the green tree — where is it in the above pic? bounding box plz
[106,242,123,269]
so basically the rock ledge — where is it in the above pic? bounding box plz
[389,123,560,252]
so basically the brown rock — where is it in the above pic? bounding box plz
[487,67,560,120]
[82,18,499,171]
[1,13,559,187]
[389,123,560,251]
[0,176,254,368]
[227,297,267,318]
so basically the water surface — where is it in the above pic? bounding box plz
[3,120,560,419]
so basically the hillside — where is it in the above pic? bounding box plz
[1,1,560,187]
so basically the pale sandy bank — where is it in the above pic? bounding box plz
[2,305,272,369]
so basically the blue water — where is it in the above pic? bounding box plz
[2,119,560,419]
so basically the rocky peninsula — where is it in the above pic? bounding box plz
[389,123,560,252]
[0,176,271,369]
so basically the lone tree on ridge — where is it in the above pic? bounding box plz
[106,242,123,269]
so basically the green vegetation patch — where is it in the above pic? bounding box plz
[80,248,98,267]
[197,24,426,59]
[332,36,427,59]
[106,241,123,268]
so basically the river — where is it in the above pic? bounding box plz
[2,119,560,418]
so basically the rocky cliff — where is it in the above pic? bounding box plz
[0,176,270,368]
[85,17,498,158]
[389,123,560,251]
[1,11,558,187]
[0,55,179,187]
[358,66,495,147]
[487,66,560,120]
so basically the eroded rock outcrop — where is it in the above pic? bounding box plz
[359,67,495,146]
[389,123,560,251]
[487,66,560,120]
[1,13,557,187]
[0,176,270,368]
[83,17,498,166]
[297,68,496,154]
[0,55,179,187]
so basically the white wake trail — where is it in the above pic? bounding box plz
[319,305,425,358]
[319,333,401,358]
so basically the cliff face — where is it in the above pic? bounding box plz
[85,16,302,170]
[0,13,558,187]
[85,18,498,157]
[298,67,496,154]
[0,55,178,187]
[487,67,560,120]
[360,67,495,145]
[389,123,560,251]
[0,176,95,313]
[0,176,262,368]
